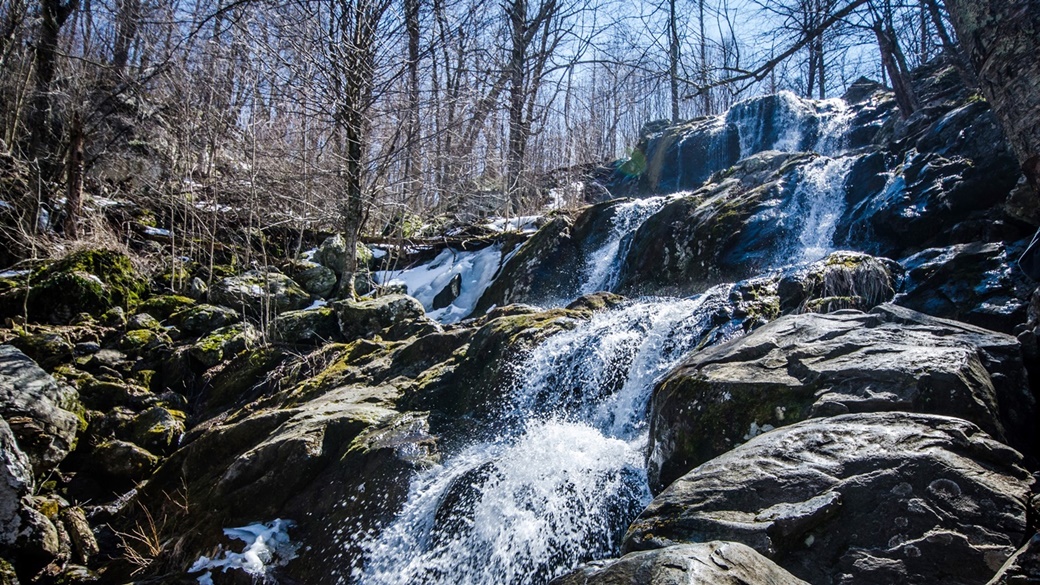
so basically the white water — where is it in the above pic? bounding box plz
[356,292,738,585]
[786,155,859,265]
[579,195,675,296]
[726,91,853,159]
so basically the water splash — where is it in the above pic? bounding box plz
[785,155,859,265]
[579,196,674,296]
[355,294,739,585]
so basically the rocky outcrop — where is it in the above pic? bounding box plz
[550,541,809,585]
[208,269,311,317]
[627,413,1034,585]
[0,345,80,476]
[647,304,1034,490]
[615,152,813,296]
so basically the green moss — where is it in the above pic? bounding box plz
[119,329,171,353]
[26,249,147,323]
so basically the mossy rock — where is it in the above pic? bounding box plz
[126,312,163,332]
[92,439,158,481]
[138,295,196,320]
[117,328,172,354]
[26,249,147,324]
[282,260,337,297]
[190,323,261,368]
[128,406,185,455]
[271,307,340,345]
[10,330,74,370]
[334,295,437,342]
[209,269,310,318]
[200,347,288,415]
[171,303,240,335]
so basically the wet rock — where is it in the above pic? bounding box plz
[648,305,1033,490]
[627,413,1034,585]
[549,541,809,585]
[208,269,310,318]
[616,152,813,296]
[0,345,80,476]
[896,242,1031,334]
[474,217,580,314]
[271,306,340,345]
[432,273,463,310]
[172,303,241,335]
[334,294,438,341]
[776,251,898,314]
[190,323,261,368]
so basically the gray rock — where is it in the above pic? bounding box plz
[271,307,340,345]
[188,276,208,300]
[173,303,241,335]
[126,312,162,332]
[190,323,261,368]
[987,533,1040,585]
[0,345,79,476]
[93,439,158,481]
[432,273,462,310]
[284,260,337,298]
[627,412,1033,585]
[0,419,33,547]
[334,294,438,341]
[209,270,310,317]
[315,234,349,276]
[647,305,1033,490]
[896,242,1031,334]
[550,542,809,585]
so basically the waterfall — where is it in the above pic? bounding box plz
[579,196,674,296]
[785,154,859,265]
[355,290,740,585]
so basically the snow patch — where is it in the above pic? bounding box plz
[374,245,503,324]
[190,519,297,583]
[143,226,171,237]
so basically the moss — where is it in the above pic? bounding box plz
[26,249,147,323]
[190,323,259,367]
[119,329,171,353]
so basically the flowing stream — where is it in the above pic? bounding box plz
[353,92,859,584]
[356,290,738,585]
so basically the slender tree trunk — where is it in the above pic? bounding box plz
[403,0,421,206]
[505,0,528,215]
[872,16,918,117]
[63,112,83,238]
[668,0,680,123]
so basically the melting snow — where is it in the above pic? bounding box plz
[374,245,503,324]
[190,519,297,583]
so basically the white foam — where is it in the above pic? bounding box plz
[190,519,297,583]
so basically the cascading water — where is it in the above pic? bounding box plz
[579,195,675,296]
[355,291,739,585]
[784,154,860,265]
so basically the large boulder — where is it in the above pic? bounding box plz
[647,305,1033,490]
[271,306,341,345]
[0,345,80,476]
[896,242,1032,334]
[549,542,809,585]
[615,152,814,297]
[0,419,33,548]
[627,413,1034,585]
[172,303,241,335]
[334,295,438,341]
[22,249,147,324]
[282,260,337,298]
[208,269,310,318]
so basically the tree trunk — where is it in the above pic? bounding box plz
[945,0,1040,194]
[63,113,84,238]
[668,0,680,123]
[403,0,421,206]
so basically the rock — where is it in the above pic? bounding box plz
[9,331,74,371]
[208,269,310,318]
[432,273,462,310]
[25,249,147,325]
[987,533,1040,585]
[172,303,241,335]
[615,152,814,296]
[188,277,208,300]
[92,440,158,481]
[271,306,340,345]
[137,295,195,321]
[190,323,261,368]
[566,292,628,314]
[647,305,1033,490]
[549,542,809,585]
[0,345,80,476]
[474,217,580,314]
[315,234,349,275]
[334,295,438,341]
[776,251,898,314]
[627,413,1034,585]
[60,507,99,564]
[128,406,185,455]
[14,506,61,571]
[897,242,1031,334]
[283,260,337,298]
[0,419,33,547]
[117,328,172,354]
[126,313,162,332]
